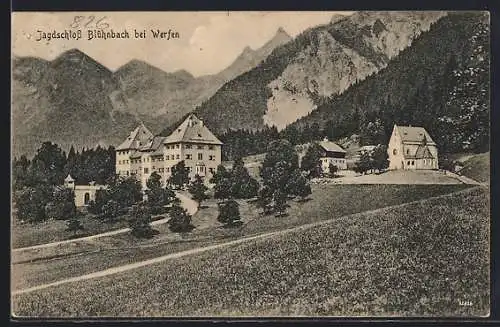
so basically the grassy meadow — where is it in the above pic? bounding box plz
[12,184,471,291]
[12,185,489,317]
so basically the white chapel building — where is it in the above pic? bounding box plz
[115,114,223,189]
[387,124,438,170]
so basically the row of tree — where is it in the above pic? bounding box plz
[13,142,116,190]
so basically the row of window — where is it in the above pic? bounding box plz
[142,167,216,174]
[164,144,216,150]
[406,159,434,166]
[119,153,217,164]
[323,159,345,164]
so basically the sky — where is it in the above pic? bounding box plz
[12,11,353,76]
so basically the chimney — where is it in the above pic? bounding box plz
[200,120,204,127]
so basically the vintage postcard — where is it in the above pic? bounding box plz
[11,11,490,318]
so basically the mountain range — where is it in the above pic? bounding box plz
[193,11,447,133]
[12,27,292,157]
[14,11,483,158]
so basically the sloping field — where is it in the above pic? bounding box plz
[458,152,490,183]
[12,187,489,317]
[12,184,471,291]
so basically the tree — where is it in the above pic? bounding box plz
[372,145,389,173]
[66,218,84,238]
[217,199,242,227]
[260,139,299,187]
[100,199,120,222]
[87,189,111,215]
[13,185,53,223]
[273,190,288,217]
[128,204,156,238]
[111,177,143,208]
[300,142,323,178]
[210,165,231,185]
[260,139,302,215]
[30,142,67,185]
[187,174,209,208]
[354,151,372,175]
[360,118,386,146]
[167,204,194,233]
[230,157,259,199]
[213,175,233,202]
[168,160,190,189]
[256,186,273,216]
[145,172,177,214]
[328,163,339,177]
[286,169,312,201]
[44,188,76,220]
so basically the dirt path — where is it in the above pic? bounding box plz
[12,192,197,253]
[12,186,479,296]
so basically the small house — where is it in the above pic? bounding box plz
[318,138,347,171]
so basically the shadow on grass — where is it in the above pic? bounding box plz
[221,221,244,229]
[131,228,161,239]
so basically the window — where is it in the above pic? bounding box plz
[126,171,129,176]
[84,193,90,205]
[407,161,410,166]
[209,145,215,150]
[197,145,204,150]
[198,153,203,160]
[165,155,169,160]
[209,155,215,161]
[411,161,415,166]
[118,160,122,164]
[185,144,192,149]
[176,154,180,159]
[159,168,164,173]
[176,144,180,149]
[209,168,215,174]
[393,149,397,155]
[144,168,149,174]
[186,154,192,160]
[406,148,410,155]
[166,167,170,172]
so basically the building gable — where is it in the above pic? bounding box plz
[164,114,223,145]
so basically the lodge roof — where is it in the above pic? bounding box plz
[116,123,154,150]
[163,114,223,145]
[318,140,346,153]
[395,125,436,145]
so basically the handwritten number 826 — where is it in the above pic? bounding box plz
[70,16,109,29]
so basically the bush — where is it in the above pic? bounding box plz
[44,200,76,220]
[66,218,84,237]
[14,185,53,223]
[128,205,157,238]
[328,163,339,177]
[217,199,242,227]
[167,204,194,233]
[100,199,120,222]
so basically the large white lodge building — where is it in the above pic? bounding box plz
[115,114,223,189]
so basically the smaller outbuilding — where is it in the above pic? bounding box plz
[318,138,347,171]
